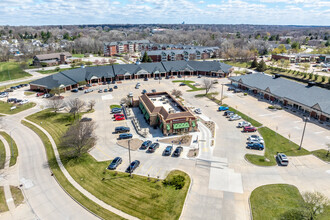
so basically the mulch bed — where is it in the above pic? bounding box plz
[187,148,199,158]
[117,138,143,151]
[159,135,192,147]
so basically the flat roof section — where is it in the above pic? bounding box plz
[147,93,184,113]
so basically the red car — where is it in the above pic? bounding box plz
[36,92,45,97]
[115,116,125,121]
[114,113,124,118]
[243,126,257,132]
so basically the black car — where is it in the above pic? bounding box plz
[223,110,234,116]
[119,133,133,139]
[111,80,116,84]
[140,140,152,149]
[23,84,28,87]
[7,98,17,103]
[71,88,78,93]
[148,143,159,153]
[125,160,140,173]
[198,75,202,78]
[151,89,156,93]
[163,145,173,156]
[115,126,130,133]
[80,117,92,122]
[173,146,183,157]
[10,86,16,90]
[104,88,108,92]
[107,157,122,170]
[142,89,147,94]
[144,78,149,81]
[103,81,107,85]
[179,83,186,86]
[78,87,84,90]
[177,75,182,78]
[114,85,118,89]
[109,88,113,92]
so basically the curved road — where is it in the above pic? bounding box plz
[2,107,98,220]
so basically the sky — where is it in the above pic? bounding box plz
[0,0,329,26]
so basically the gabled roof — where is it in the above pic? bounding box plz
[34,52,72,61]
[229,73,330,115]
[85,66,114,80]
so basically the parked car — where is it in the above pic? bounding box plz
[247,139,264,145]
[247,135,264,141]
[18,99,29,104]
[246,143,264,150]
[115,116,125,121]
[177,75,182,78]
[0,92,8,98]
[140,140,152,149]
[234,89,241,93]
[151,89,156,93]
[194,108,202,114]
[80,117,92,122]
[125,160,140,173]
[179,83,186,86]
[163,146,173,156]
[135,85,140,89]
[238,121,251,128]
[111,80,116,84]
[7,98,17,103]
[229,114,242,121]
[114,85,118,89]
[144,78,149,81]
[36,92,45,97]
[78,86,84,90]
[128,92,133,97]
[219,106,229,111]
[111,108,122,113]
[226,112,235,118]
[142,89,147,94]
[154,77,159,80]
[107,157,122,170]
[104,88,108,92]
[15,99,22,103]
[148,143,159,153]
[118,133,132,140]
[84,89,93,93]
[4,89,13,92]
[277,153,289,166]
[198,75,202,78]
[10,86,17,90]
[115,126,130,133]
[98,89,103,93]
[109,88,113,92]
[165,75,170,79]
[223,110,233,116]
[243,126,257,132]
[43,93,52,98]
[173,146,183,157]
[113,113,124,118]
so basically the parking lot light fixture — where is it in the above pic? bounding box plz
[128,139,132,177]
[299,116,309,150]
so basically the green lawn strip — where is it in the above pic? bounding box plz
[0,186,9,213]
[0,80,33,92]
[24,91,35,96]
[21,120,123,220]
[10,186,24,207]
[223,61,251,68]
[0,131,18,167]
[26,109,190,220]
[172,80,205,92]
[250,184,305,220]
[0,101,36,115]
[245,127,310,166]
[37,67,79,74]
[0,139,5,169]
[0,62,31,82]
[312,149,330,163]
[72,54,85,58]
[110,104,121,109]
[221,104,262,127]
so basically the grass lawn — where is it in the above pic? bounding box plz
[223,61,252,68]
[37,67,78,74]
[0,131,18,167]
[21,120,123,220]
[0,139,5,169]
[245,127,310,166]
[250,184,305,220]
[220,104,262,127]
[110,104,121,109]
[0,80,32,92]
[10,186,24,207]
[0,186,8,213]
[312,149,330,163]
[0,101,36,115]
[0,62,31,82]
[72,54,85,58]
[26,110,190,220]
[24,91,35,96]
[172,80,205,92]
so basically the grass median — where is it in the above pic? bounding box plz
[21,120,123,220]
[26,109,190,220]
[0,139,5,169]
[0,186,8,213]
[0,101,36,115]
[172,80,205,92]
[10,186,24,207]
[0,131,18,167]
[312,149,330,163]
[0,62,31,82]
[245,127,310,166]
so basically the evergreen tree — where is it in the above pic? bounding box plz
[251,58,258,68]
[257,60,267,72]
[141,51,152,63]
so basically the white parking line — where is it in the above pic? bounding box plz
[314,131,325,134]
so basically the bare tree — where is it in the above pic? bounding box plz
[88,100,96,111]
[61,121,96,158]
[202,79,214,95]
[171,89,183,98]
[67,98,86,119]
[47,98,66,113]
[303,191,329,220]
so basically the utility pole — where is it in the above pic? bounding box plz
[128,139,132,177]
[221,83,224,102]
[299,117,309,150]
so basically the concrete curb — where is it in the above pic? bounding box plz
[248,194,253,220]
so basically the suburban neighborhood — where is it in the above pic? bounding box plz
[0,1,330,220]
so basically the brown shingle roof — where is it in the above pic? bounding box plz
[35,52,72,61]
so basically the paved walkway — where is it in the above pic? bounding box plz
[24,119,139,220]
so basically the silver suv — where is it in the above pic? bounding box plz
[277,153,289,166]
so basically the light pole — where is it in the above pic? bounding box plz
[221,83,225,103]
[9,128,17,159]
[128,139,132,177]
[299,116,309,150]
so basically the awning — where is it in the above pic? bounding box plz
[166,124,171,131]
[173,122,190,129]
[191,121,196,127]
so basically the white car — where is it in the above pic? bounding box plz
[84,89,93,93]
[194,108,202,114]
[226,112,235,118]
[229,114,242,121]
[43,93,51,98]
[128,92,133,97]
[247,135,264,143]
[247,139,264,145]
[277,153,289,166]
[19,99,29,105]
[238,121,251,128]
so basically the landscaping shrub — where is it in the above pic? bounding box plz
[309,73,313,80]
[268,105,275,109]
[303,73,307,78]
[163,175,186,190]
[244,93,247,96]
[322,76,326,83]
